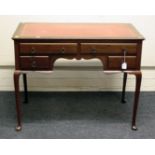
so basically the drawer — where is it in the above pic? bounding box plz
[108,56,137,70]
[81,43,137,55]
[20,56,50,70]
[19,43,77,55]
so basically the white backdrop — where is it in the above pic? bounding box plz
[0,15,155,66]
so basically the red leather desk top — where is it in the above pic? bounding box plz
[13,23,144,40]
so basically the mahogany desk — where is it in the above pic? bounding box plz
[12,23,144,131]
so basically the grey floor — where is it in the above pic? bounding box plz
[0,91,155,139]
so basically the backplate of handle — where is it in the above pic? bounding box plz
[31,61,37,68]
[31,47,36,54]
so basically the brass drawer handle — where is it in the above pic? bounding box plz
[91,48,96,54]
[31,61,37,68]
[31,47,36,54]
[61,48,65,54]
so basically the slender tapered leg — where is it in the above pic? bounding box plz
[129,71,142,130]
[23,73,28,104]
[14,71,22,131]
[121,72,128,103]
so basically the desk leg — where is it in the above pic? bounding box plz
[14,71,22,131]
[121,72,128,103]
[129,71,142,130]
[23,73,28,104]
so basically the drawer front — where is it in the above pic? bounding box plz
[108,56,137,70]
[20,56,50,70]
[81,43,137,55]
[19,43,77,55]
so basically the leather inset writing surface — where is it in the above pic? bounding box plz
[13,23,144,40]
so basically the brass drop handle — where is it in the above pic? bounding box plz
[92,48,96,54]
[61,48,65,54]
[31,47,36,54]
[31,60,37,68]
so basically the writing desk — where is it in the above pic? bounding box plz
[12,23,144,131]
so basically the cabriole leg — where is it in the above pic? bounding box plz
[14,71,22,131]
[129,71,142,131]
